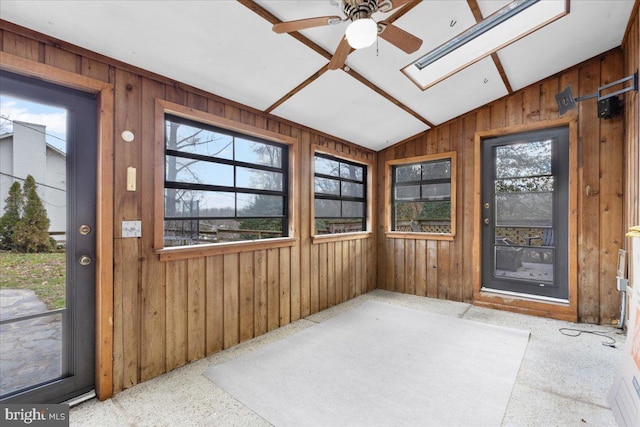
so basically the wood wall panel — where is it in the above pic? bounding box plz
[623,2,639,323]
[377,49,627,323]
[0,23,376,396]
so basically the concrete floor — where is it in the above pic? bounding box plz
[70,290,625,426]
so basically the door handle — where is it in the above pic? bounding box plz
[79,255,92,266]
[483,218,490,225]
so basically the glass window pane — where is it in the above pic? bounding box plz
[495,139,552,178]
[315,156,340,177]
[396,185,420,200]
[394,202,451,232]
[237,194,283,217]
[315,219,363,235]
[165,189,235,218]
[395,164,421,182]
[421,160,451,180]
[315,177,340,195]
[342,201,364,218]
[496,176,553,193]
[419,201,451,220]
[315,199,341,218]
[235,138,282,168]
[164,219,283,246]
[494,246,554,282]
[496,192,552,227]
[236,167,283,191]
[165,156,233,186]
[0,314,63,395]
[340,162,363,181]
[421,183,450,200]
[342,181,363,198]
[166,120,233,160]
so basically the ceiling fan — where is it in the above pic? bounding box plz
[272,0,423,70]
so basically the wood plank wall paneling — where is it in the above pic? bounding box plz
[623,3,640,327]
[377,48,628,324]
[0,25,376,396]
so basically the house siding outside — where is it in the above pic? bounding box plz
[0,121,66,239]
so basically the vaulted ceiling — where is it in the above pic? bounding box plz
[0,0,635,150]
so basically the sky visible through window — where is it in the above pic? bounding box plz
[0,95,67,153]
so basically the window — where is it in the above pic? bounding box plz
[313,152,368,236]
[164,114,288,247]
[387,152,456,239]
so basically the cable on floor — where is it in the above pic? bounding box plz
[558,328,618,348]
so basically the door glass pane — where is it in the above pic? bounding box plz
[0,95,67,396]
[494,246,554,283]
[495,192,553,227]
[495,139,552,178]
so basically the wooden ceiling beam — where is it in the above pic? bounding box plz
[239,0,433,127]
[467,0,514,94]
[236,0,332,61]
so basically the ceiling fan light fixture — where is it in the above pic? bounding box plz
[345,18,377,49]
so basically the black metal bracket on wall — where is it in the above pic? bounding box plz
[556,70,638,117]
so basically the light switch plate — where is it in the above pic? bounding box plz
[127,167,136,191]
[122,220,142,238]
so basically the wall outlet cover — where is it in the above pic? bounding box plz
[122,220,142,238]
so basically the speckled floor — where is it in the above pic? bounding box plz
[70,290,625,427]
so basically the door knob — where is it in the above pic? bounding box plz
[79,255,92,266]
[483,218,490,225]
[79,224,92,235]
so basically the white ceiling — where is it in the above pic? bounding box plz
[0,0,635,151]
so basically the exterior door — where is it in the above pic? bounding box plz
[0,70,96,403]
[481,127,569,301]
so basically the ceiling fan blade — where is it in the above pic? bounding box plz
[328,37,352,70]
[378,22,423,54]
[273,16,341,34]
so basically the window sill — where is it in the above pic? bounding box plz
[385,231,455,241]
[155,237,298,261]
[311,231,373,245]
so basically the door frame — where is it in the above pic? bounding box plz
[0,52,115,400]
[473,118,578,322]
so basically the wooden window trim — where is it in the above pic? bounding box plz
[154,99,298,259]
[472,118,579,322]
[385,151,457,241]
[310,144,374,243]
[0,52,116,400]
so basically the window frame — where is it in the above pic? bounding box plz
[154,100,297,260]
[385,152,456,240]
[311,146,373,243]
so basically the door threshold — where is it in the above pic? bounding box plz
[63,390,96,407]
[480,287,569,304]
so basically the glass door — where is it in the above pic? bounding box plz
[481,127,569,301]
[0,70,96,403]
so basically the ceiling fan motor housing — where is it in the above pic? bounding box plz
[343,0,379,21]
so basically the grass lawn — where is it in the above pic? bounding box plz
[0,252,66,310]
